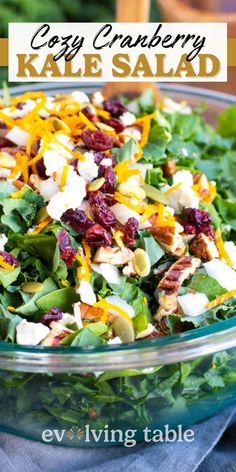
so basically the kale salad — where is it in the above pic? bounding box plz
[0,87,236,349]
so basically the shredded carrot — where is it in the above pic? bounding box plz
[79,111,97,130]
[59,165,69,191]
[82,239,92,266]
[114,192,140,213]
[76,254,90,282]
[73,150,86,161]
[94,296,132,323]
[135,111,157,124]
[164,182,182,196]
[215,228,233,267]
[112,229,124,248]
[61,279,70,287]
[203,181,217,204]
[140,118,151,148]
[96,109,110,119]
[114,161,141,183]
[28,217,52,235]
[206,290,236,310]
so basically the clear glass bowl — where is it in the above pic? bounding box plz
[0,83,236,447]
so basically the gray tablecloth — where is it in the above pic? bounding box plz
[0,404,236,472]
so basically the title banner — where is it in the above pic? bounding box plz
[8,22,227,82]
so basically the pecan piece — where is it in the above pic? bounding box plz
[150,222,185,257]
[162,159,176,177]
[189,233,218,261]
[158,255,201,291]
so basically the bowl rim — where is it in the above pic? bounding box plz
[0,82,236,373]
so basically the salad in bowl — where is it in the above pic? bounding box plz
[0,86,235,348]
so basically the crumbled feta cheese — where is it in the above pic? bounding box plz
[108,336,122,345]
[0,234,8,251]
[173,170,193,187]
[6,126,30,146]
[38,178,59,202]
[2,100,35,119]
[77,281,96,306]
[224,242,236,270]
[71,91,90,103]
[0,168,11,178]
[178,292,209,317]
[47,172,86,220]
[38,96,55,118]
[16,320,50,346]
[100,158,112,166]
[204,259,236,292]
[162,98,192,115]
[77,151,98,182]
[44,150,67,176]
[119,112,136,127]
[121,127,142,143]
[105,295,135,318]
[73,302,83,329]
[91,91,104,107]
[100,263,120,285]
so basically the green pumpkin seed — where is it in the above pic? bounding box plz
[51,117,70,133]
[35,206,48,225]
[141,183,170,205]
[119,182,146,200]
[133,248,151,277]
[88,178,105,192]
[22,282,44,293]
[112,316,135,343]
[96,122,115,132]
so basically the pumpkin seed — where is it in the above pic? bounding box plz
[35,206,48,225]
[0,152,16,168]
[133,248,151,277]
[22,282,44,293]
[88,178,105,192]
[51,117,70,133]
[119,182,146,201]
[96,122,115,132]
[141,183,170,205]
[112,315,135,343]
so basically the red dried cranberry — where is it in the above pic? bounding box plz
[85,224,112,247]
[82,130,115,152]
[88,190,106,207]
[57,229,77,267]
[36,157,47,179]
[100,167,117,194]
[81,106,95,121]
[16,102,25,110]
[104,194,116,207]
[185,208,211,225]
[123,217,139,246]
[105,118,125,133]
[41,307,63,326]
[0,138,14,149]
[0,251,19,267]
[103,99,127,118]
[94,152,107,165]
[183,223,196,235]
[198,224,215,239]
[92,204,116,230]
[61,209,93,234]
[0,121,7,129]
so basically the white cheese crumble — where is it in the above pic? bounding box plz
[6,126,30,146]
[38,178,59,202]
[16,320,50,346]
[178,292,210,317]
[71,91,90,104]
[77,151,98,182]
[204,259,236,292]
[76,281,96,306]
[0,234,8,251]
[2,99,35,119]
[119,112,136,127]
[224,242,236,270]
[46,171,86,220]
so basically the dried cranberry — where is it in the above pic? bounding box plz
[0,121,7,129]
[16,102,25,110]
[198,224,215,239]
[104,194,116,207]
[36,157,47,179]
[57,229,77,268]
[94,152,107,165]
[104,99,127,118]
[185,208,211,226]
[0,138,14,149]
[123,217,139,246]
[41,307,63,326]
[85,224,112,247]
[92,204,116,230]
[88,190,106,207]
[105,118,125,133]
[82,130,115,152]
[0,251,19,267]
[183,223,196,235]
[61,209,93,234]
[99,167,117,194]
[81,106,95,121]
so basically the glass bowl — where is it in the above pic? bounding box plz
[0,83,236,447]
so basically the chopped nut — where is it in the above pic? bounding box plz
[162,159,176,177]
[93,246,134,265]
[40,321,72,346]
[158,255,201,291]
[154,290,178,321]
[122,261,136,277]
[189,233,219,261]
[80,303,114,322]
[150,222,185,257]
